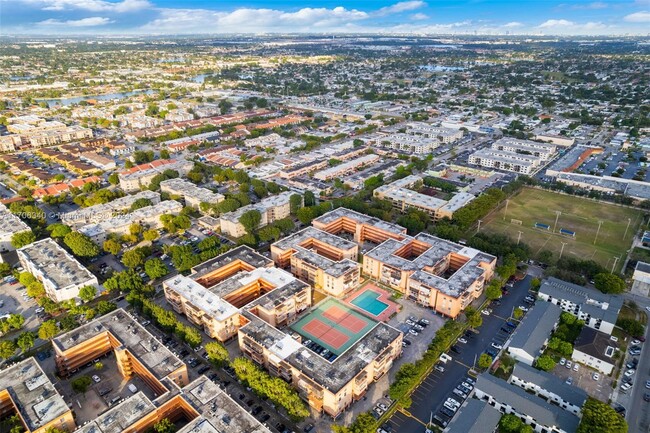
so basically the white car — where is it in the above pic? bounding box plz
[559,358,566,366]
[646,306,650,312]
[481,309,490,316]
[566,361,572,369]
[592,373,600,381]
[621,383,632,391]
[631,339,642,346]
[573,363,579,372]
[458,337,468,344]
[408,329,419,336]
[92,375,101,383]
[491,343,503,350]
[645,380,650,389]
[624,369,636,377]
[445,398,460,408]
[406,320,415,326]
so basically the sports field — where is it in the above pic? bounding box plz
[481,188,643,272]
[291,298,377,356]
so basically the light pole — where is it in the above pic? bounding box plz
[503,199,509,221]
[623,218,632,240]
[477,219,482,234]
[594,220,603,245]
[517,231,523,245]
[612,256,620,273]
[559,242,567,259]
[553,211,561,233]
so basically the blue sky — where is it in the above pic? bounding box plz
[1,0,649,35]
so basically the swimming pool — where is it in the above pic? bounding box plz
[351,290,389,316]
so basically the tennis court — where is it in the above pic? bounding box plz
[291,298,377,355]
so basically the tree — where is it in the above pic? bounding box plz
[103,239,122,255]
[513,307,524,320]
[78,285,97,303]
[577,397,627,433]
[71,376,92,394]
[96,301,117,315]
[593,273,626,294]
[304,190,316,207]
[205,341,230,366]
[145,258,168,280]
[47,223,71,239]
[11,231,35,249]
[6,314,24,330]
[465,307,482,329]
[26,281,45,299]
[122,248,146,268]
[616,317,645,336]
[130,198,153,211]
[499,414,532,433]
[258,225,281,243]
[108,173,119,185]
[153,418,175,433]
[38,320,60,340]
[0,340,16,359]
[238,209,262,235]
[16,331,35,352]
[143,229,159,242]
[289,194,303,215]
[535,355,556,371]
[478,353,493,369]
[485,279,503,300]
[296,206,316,225]
[64,232,99,257]
[94,361,104,370]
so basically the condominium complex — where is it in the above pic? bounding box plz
[312,208,407,245]
[17,238,99,303]
[220,191,295,238]
[118,159,194,192]
[376,122,463,154]
[0,358,75,433]
[271,227,360,297]
[0,117,93,151]
[52,308,269,433]
[61,190,161,226]
[363,232,496,318]
[468,138,557,174]
[160,178,224,209]
[374,175,475,220]
[79,199,182,244]
[537,277,623,335]
[313,154,380,181]
[0,202,32,252]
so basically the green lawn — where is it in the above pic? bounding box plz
[481,188,643,272]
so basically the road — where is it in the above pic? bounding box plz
[621,292,650,433]
[384,275,533,432]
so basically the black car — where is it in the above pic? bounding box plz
[403,339,412,345]
[179,349,190,357]
[645,393,650,402]
[500,327,512,334]
[197,366,210,375]
[246,399,254,407]
[440,407,455,418]
[261,413,270,422]
[450,345,460,354]
[303,423,314,432]
[252,406,263,416]
[276,423,286,432]
[238,393,245,400]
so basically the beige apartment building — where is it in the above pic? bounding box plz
[160,177,224,210]
[118,159,193,192]
[220,191,295,238]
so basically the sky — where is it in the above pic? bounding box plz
[0,0,649,35]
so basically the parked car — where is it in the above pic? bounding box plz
[434,365,445,373]
[491,343,503,350]
[592,373,600,381]
[559,358,566,366]
[457,337,467,344]
[565,377,573,385]
[453,388,467,399]
[565,361,572,369]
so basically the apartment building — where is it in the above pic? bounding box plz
[160,178,224,210]
[509,364,587,416]
[571,327,617,375]
[506,302,562,365]
[312,208,407,245]
[61,190,161,226]
[32,176,101,198]
[28,125,94,148]
[17,238,99,303]
[491,137,556,161]
[374,175,475,221]
[0,202,32,252]
[80,151,117,170]
[362,233,496,318]
[376,122,462,154]
[537,277,623,335]
[220,191,294,238]
[313,154,380,181]
[474,374,580,433]
[238,309,402,418]
[443,399,501,433]
[0,358,75,433]
[632,261,650,297]
[118,159,194,192]
[79,199,182,244]
[271,227,360,297]
[468,148,542,174]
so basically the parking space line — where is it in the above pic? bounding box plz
[397,408,427,427]
[454,359,472,369]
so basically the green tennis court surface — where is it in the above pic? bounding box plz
[291,298,377,356]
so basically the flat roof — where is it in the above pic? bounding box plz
[52,309,184,380]
[191,245,272,278]
[0,358,69,432]
[160,178,224,204]
[313,208,406,238]
[0,203,31,235]
[164,275,240,322]
[220,191,293,224]
[61,191,160,225]
[17,238,96,292]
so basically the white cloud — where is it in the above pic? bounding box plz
[37,16,113,26]
[410,13,429,20]
[503,21,523,28]
[376,1,426,16]
[538,19,575,28]
[23,0,150,12]
[624,10,650,22]
[572,1,608,9]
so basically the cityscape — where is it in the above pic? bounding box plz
[0,1,649,433]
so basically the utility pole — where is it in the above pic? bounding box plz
[517,231,523,245]
[477,219,482,234]
[594,220,603,245]
[612,256,620,273]
[553,211,561,233]
[503,199,509,221]
[559,242,567,259]
[623,218,632,240]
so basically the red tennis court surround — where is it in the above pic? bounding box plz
[302,318,349,349]
[322,305,368,333]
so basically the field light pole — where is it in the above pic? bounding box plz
[612,256,620,273]
[553,211,561,233]
[594,220,603,245]
[477,219,482,234]
[559,242,568,259]
[503,199,509,221]
[623,218,632,240]
[517,231,523,245]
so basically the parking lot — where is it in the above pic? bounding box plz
[0,279,43,332]
[551,359,613,403]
